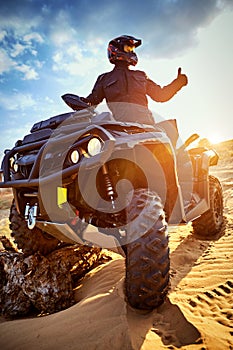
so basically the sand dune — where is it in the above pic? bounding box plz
[0,140,232,349]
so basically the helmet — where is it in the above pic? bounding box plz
[107,35,142,66]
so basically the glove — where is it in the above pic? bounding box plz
[177,67,188,86]
[80,97,90,104]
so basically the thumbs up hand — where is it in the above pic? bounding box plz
[177,67,188,86]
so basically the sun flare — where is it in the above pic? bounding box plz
[208,133,225,145]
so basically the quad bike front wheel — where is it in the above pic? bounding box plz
[192,175,223,239]
[125,189,170,310]
[9,202,60,256]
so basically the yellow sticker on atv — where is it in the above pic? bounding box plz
[57,187,67,208]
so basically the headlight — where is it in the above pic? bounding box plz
[70,150,80,164]
[10,157,18,172]
[10,157,14,168]
[87,138,103,156]
[13,162,19,172]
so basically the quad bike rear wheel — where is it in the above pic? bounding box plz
[192,175,223,238]
[9,202,60,256]
[125,189,170,310]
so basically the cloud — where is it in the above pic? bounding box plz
[0,0,232,100]
[0,92,37,111]
[15,64,39,80]
[48,9,78,47]
[0,45,40,80]
[0,0,232,87]
[0,13,42,37]
[23,32,44,44]
[0,0,232,99]
[0,26,44,79]
[0,49,16,74]
[61,0,233,57]
[10,43,26,58]
[51,38,107,80]
[1,0,233,59]
[0,30,7,41]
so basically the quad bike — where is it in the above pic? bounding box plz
[0,94,223,310]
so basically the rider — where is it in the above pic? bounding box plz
[82,35,188,125]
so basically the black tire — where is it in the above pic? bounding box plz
[125,189,170,310]
[192,175,223,238]
[9,202,60,256]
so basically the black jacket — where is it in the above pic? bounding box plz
[86,62,187,124]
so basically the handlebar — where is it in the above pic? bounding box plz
[61,94,90,111]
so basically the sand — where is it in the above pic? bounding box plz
[0,140,232,349]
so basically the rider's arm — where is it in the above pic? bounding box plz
[146,69,188,102]
[85,74,105,106]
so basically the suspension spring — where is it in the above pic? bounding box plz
[102,164,115,201]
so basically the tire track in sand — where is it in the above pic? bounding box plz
[166,214,233,348]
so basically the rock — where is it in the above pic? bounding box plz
[0,239,110,317]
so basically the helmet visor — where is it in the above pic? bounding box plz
[123,44,135,53]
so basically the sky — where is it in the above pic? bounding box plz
[0,0,233,162]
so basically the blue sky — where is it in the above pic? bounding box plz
[0,0,233,161]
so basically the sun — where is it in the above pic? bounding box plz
[207,133,224,145]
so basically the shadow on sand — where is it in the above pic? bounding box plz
[127,220,227,349]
